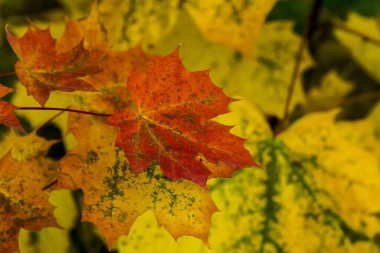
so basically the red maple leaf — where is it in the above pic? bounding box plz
[0,84,24,133]
[6,26,105,106]
[107,49,256,186]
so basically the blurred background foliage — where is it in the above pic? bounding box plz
[1,0,380,252]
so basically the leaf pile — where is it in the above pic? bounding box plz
[1,0,380,253]
[0,2,259,251]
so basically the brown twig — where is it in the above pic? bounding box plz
[332,20,380,46]
[17,107,111,117]
[0,72,16,77]
[42,179,58,191]
[277,0,324,135]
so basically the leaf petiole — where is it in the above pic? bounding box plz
[17,107,111,117]
[0,72,16,77]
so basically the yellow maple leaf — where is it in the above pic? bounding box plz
[335,12,380,82]
[58,114,217,248]
[96,0,180,50]
[185,0,276,57]
[279,110,380,242]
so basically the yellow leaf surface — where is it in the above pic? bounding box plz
[369,101,380,149]
[306,71,354,111]
[117,211,214,253]
[185,0,276,57]
[19,227,70,253]
[204,109,380,253]
[335,13,380,82]
[96,0,180,50]
[279,110,380,238]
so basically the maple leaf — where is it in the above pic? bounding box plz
[185,0,276,57]
[151,18,312,119]
[95,0,180,50]
[107,49,256,186]
[56,5,108,52]
[84,48,150,90]
[208,108,380,253]
[0,84,24,133]
[0,131,58,252]
[6,25,105,106]
[55,10,149,90]
[58,116,217,248]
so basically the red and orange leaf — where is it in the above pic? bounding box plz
[56,5,108,52]
[58,115,217,248]
[0,84,24,132]
[6,26,106,106]
[107,49,256,186]
[56,10,149,90]
[83,47,151,90]
[0,132,58,252]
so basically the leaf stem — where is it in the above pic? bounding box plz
[332,20,380,46]
[42,179,58,191]
[0,71,16,77]
[17,107,111,117]
[277,0,324,134]
[280,37,307,132]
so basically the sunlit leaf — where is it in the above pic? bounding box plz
[58,115,217,248]
[108,49,256,185]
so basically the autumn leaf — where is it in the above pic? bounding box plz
[96,0,180,51]
[0,131,58,252]
[56,5,108,52]
[59,0,275,58]
[116,212,214,253]
[107,49,256,186]
[151,18,311,119]
[55,10,150,90]
[185,0,276,57]
[0,83,24,133]
[6,25,105,106]
[58,116,217,248]
[209,110,380,252]
[335,13,380,82]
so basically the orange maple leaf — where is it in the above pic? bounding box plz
[107,49,256,186]
[58,114,217,248]
[56,5,108,52]
[6,25,105,106]
[55,10,148,90]
[0,132,58,252]
[0,84,24,132]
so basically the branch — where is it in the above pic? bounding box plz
[0,72,16,77]
[277,0,324,135]
[42,179,58,191]
[332,20,380,46]
[17,107,111,117]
